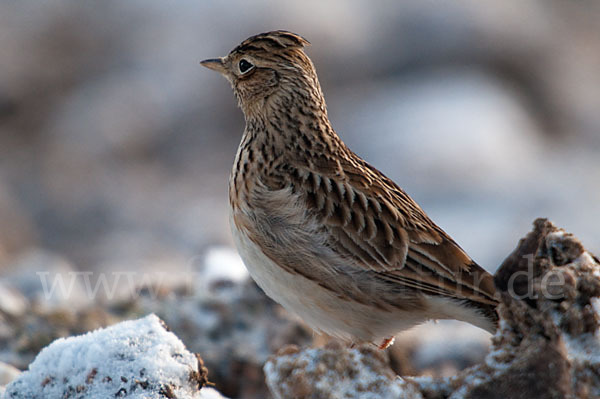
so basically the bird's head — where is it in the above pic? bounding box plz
[201,30,323,119]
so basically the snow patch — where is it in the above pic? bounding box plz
[3,314,209,399]
[201,246,248,286]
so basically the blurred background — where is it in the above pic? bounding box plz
[1,0,599,276]
[2,0,600,276]
[0,0,599,395]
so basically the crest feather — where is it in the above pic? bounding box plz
[232,30,310,54]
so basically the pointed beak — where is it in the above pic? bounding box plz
[200,57,226,74]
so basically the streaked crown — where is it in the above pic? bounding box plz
[230,30,310,54]
[201,31,323,117]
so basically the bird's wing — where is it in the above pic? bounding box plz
[291,151,498,306]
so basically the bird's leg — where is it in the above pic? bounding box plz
[378,336,395,350]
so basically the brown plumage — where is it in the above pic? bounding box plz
[201,31,498,348]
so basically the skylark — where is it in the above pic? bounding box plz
[201,31,498,348]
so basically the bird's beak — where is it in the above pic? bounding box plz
[200,57,226,74]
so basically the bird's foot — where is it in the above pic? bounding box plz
[377,336,395,350]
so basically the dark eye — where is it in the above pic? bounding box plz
[239,59,254,74]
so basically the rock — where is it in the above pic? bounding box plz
[3,314,220,399]
[5,221,596,399]
[264,219,600,399]
[265,342,423,399]
[454,218,600,399]
[0,304,118,370]
[139,276,313,399]
[0,247,311,398]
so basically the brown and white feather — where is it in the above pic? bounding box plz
[203,30,499,345]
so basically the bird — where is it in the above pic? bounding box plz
[201,30,498,349]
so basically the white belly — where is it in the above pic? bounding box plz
[229,214,429,343]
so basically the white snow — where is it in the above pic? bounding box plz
[2,314,211,399]
[265,347,417,399]
[198,387,229,399]
[202,246,248,285]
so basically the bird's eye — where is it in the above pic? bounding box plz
[239,59,254,74]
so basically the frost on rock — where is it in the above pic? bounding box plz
[139,254,313,399]
[0,247,311,399]
[265,342,423,399]
[447,218,600,398]
[413,218,600,399]
[265,219,600,399]
[3,314,214,399]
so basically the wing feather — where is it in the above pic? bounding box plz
[292,152,498,307]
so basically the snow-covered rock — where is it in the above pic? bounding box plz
[140,273,313,399]
[265,343,422,399]
[452,218,600,398]
[3,314,217,399]
[0,247,311,398]
[265,219,600,398]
